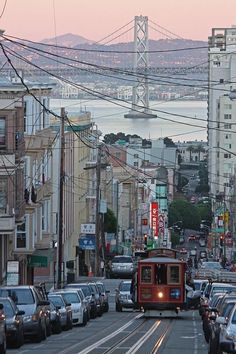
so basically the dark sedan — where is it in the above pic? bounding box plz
[0,297,24,348]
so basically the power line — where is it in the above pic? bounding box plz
[0,0,8,19]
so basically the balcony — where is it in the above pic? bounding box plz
[0,215,15,234]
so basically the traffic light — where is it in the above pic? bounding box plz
[144,234,148,245]
[220,235,224,247]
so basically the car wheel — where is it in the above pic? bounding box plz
[82,313,87,326]
[41,321,47,341]
[46,322,52,337]
[0,336,6,354]
[104,303,109,312]
[115,303,122,312]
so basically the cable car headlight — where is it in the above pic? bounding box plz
[170,288,181,299]
[157,291,164,299]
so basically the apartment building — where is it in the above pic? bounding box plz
[208,27,236,199]
[0,78,25,284]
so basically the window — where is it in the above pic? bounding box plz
[224,144,231,149]
[0,118,6,147]
[141,266,152,284]
[115,152,120,158]
[134,154,139,158]
[224,124,232,129]
[224,104,232,109]
[224,153,231,158]
[42,98,47,128]
[225,134,232,139]
[168,265,180,284]
[0,179,7,214]
[16,219,27,248]
[224,114,232,120]
[156,264,167,285]
[134,161,138,167]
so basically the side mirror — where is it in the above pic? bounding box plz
[0,304,3,310]
[17,310,25,316]
[115,288,118,292]
[56,306,61,310]
[106,290,110,294]
[66,303,71,307]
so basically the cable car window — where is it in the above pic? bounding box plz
[141,266,152,283]
[168,265,180,284]
[156,264,167,284]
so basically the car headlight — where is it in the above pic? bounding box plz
[120,295,126,300]
[23,315,32,323]
[31,314,39,322]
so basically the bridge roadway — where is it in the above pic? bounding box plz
[2,66,208,79]
[9,278,207,354]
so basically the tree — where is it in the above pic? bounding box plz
[187,145,195,161]
[196,203,212,224]
[194,144,206,162]
[104,208,117,233]
[169,199,201,230]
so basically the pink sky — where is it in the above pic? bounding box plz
[1,0,236,42]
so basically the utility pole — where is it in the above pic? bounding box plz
[116,181,119,254]
[57,107,65,289]
[95,146,101,276]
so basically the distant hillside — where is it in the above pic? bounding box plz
[41,33,93,47]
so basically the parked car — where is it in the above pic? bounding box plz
[96,282,110,312]
[65,283,96,319]
[216,303,236,353]
[48,294,72,330]
[87,283,103,316]
[188,235,196,241]
[0,303,6,354]
[55,290,87,326]
[0,297,24,348]
[0,286,50,343]
[199,238,206,247]
[49,301,62,334]
[115,280,133,312]
[111,256,134,278]
[209,296,236,353]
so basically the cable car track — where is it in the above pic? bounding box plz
[101,316,149,354]
[150,319,173,354]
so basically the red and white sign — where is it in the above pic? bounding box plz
[159,214,165,237]
[150,202,158,237]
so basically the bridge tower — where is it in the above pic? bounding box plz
[124,15,157,119]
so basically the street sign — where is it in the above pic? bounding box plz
[159,214,165,237]
[81,223,95,234]
[79,235,95,250]
[150,202,158,237]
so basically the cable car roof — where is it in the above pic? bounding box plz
[139,257,185,264]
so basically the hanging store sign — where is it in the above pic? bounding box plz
[80,224,95,234]
[79,235,95,250]
[150,202,158,237]
[159,214,165,237]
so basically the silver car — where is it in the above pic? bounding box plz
[0,286,50,343]
[0,303,6,354]
[115,280,133,312]
[111,256,134,278]
[217,303,236,353]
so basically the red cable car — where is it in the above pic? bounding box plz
[137,248,187,316]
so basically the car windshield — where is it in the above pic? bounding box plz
[212,287,233,296]
[194,282,201,290]
[120,282,131,292]
[112,257,132,264]
[66,284,91,297]
[89,285,98,294]
[0,300,14,317]
[96,284,104,293]
[203,262,221,269]
[0,288,34,305]
[49,296,64,307]
[222,303,235,318]
[62,293,80,304]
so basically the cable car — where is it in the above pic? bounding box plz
[136,248,186,316]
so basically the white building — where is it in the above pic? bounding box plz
[208,27,236,198]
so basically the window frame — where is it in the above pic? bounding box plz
[140,265,153,284]
[167,264,181,285]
